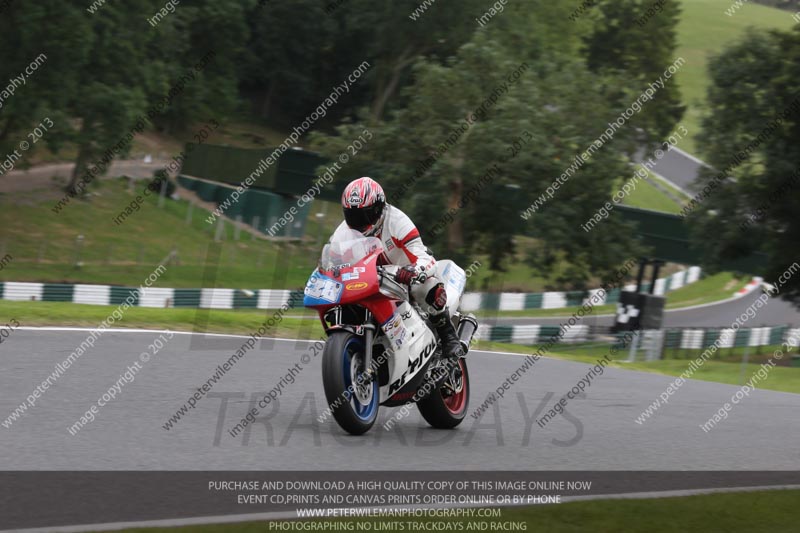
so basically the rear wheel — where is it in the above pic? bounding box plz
[417,358,469,429]
[321,331,379,435]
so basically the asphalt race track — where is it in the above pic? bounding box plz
[493,290,800,327]
[635,145,706,193]
[2,328,799,472]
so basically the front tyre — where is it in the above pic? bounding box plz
[417,358,469,429]
[321,331,379,435]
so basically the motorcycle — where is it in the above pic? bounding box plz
[303,228,479,435]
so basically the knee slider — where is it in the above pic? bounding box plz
[426,283,447,312]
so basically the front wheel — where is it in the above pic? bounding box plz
[321,331,380,435]
[417,358,469,429]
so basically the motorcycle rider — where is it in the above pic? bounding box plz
[334,176,464,360]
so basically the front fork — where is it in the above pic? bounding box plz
[362,323,375,376]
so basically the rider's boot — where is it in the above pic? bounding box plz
[433,314,464,360]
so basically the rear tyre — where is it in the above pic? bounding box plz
[417,358,469,429]
[321,331,379,435]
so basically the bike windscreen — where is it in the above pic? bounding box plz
[320,228,384,271]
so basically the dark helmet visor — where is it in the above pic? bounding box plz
[344,202,384,232]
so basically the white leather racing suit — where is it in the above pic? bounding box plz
[332,204,444,315]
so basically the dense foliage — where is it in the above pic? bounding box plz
[23,1,800,291]
[689,28,800,305]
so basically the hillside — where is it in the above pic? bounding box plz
[675,0,796,154]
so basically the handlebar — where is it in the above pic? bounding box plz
[378,265,427,285]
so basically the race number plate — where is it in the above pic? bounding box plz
[304,272,343,304]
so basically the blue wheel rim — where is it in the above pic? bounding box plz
[342,337,379,421]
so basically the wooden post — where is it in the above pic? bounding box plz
[158,177,167,208]
[738,345,751,385]
[214,217,225,242]
[73,235,84,266]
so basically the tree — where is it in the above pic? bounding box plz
[689,28,800,306]
[312,27,643,285]
[146,0,249,135]
[62,3,162,194]
[240,0,338,124]
[583,0,685,148]
[330,0,485,121]
[0,2,90,163]
[0,1,248,195]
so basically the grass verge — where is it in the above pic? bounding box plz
[622,175,683,214]
[475,338,800,394]
[1,300,324,338]
[105,489,800,533]
[0,178,321,288]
